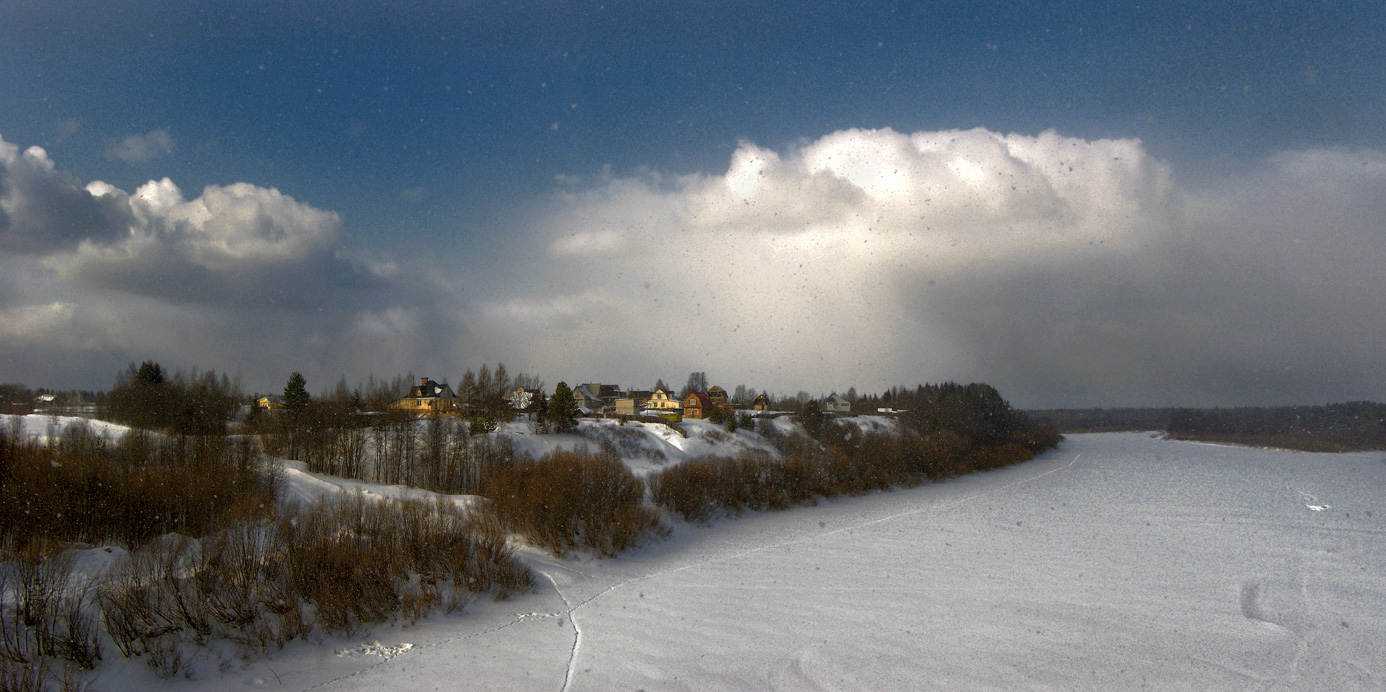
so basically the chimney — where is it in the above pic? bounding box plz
[421,377,429,386]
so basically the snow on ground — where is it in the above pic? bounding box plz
[1,412,131,446]
[494,417,792,477]
[80,431,1386,691]
[273,456,485,513]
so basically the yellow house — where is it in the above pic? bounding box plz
[646,388,682,410]
[257,395,285,410]
[394,377,459,417]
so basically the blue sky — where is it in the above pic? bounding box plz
[2,0,1384,407]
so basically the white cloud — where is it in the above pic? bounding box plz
[104,128,175,163]
[470,128,1385,406]
[472,128,1178,391]
[2,128,1383,405]
[0,132,430,392]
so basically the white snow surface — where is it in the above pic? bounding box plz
[66,430,1384,691]
[493,417,797,476]
[1,413,131,446]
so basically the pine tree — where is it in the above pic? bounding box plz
[283,372,311,414]
[549,382,579,433]
[533,390,550,433]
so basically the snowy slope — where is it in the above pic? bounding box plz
[1,413,132,446]
[79,431,1386,691]
[493,417,796,476]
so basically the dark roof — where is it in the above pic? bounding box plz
[409,378,455,399]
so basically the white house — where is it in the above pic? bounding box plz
[823,393,852,414]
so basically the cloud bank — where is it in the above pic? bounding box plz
[2,129,1383,406]
[0,134,456,393]
[471,128,1385,407]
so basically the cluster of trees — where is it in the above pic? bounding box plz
[456,364,543,424]
[1,418,274,553]
[0,383,32,415]
[0,384,105,414]
[0,422,532,687]
[650,382,1061,522]
[1165,402,1386,452]
[101,362,241,437]
[1022,402,1386,452]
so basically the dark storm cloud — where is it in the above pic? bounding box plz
[0,138,133,253]
[890,147,1386,406]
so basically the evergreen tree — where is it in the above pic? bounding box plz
[533,390,550,433]
[798,399,827,440]
[549,382,579,433]
[282,372,311,414]
[136,361,164,385]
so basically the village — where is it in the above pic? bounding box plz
[368,378,857,421]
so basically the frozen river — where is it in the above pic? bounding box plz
[110,432,1386,691]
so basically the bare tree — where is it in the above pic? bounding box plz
[679,372,709,398]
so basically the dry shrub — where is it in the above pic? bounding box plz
[0,425,278,553]
[964,443,1035,472]
[652,424,1044,521]
[0,655,48,692]
[483,450,664,557]
[0,553,102,692]
[0,555,101,671]
[649,450,827,522]
[90,493,531,674]
[280,493,533,634]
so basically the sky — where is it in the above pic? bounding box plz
[1,0,1384,408]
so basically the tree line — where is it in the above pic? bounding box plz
[1165,401,1386,452]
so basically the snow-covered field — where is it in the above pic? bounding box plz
[66,430,1383,691]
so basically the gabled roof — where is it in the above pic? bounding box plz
[685,392,713,408]
[408,378,455,399]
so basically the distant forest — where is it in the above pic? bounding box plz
[1027,402,1386,452]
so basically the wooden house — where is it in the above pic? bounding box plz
[646,388,682,410]
[394,377,459,417]
[683,392,714,419]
